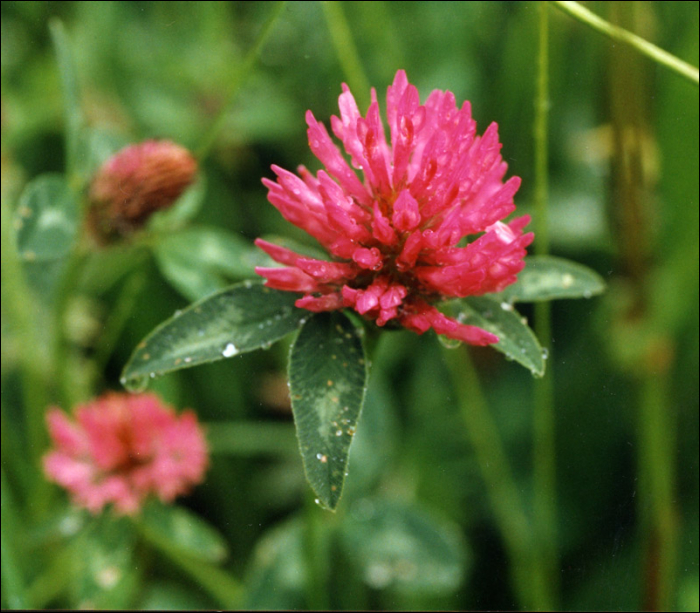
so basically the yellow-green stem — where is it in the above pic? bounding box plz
[551,1,699,85]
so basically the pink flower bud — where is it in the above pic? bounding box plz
[88,140,197,242]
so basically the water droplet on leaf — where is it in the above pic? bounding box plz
[222,343,238,357]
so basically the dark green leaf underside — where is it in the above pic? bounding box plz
[288,312,368,510]
[447,296,545,377]
[121,281,307,390]
[494,255,606,303]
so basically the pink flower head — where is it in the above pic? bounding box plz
[43,393,208,515]
[256,70,533,345]
[89,139,197,242]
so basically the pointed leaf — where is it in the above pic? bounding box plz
[495,255,606,303]
[49,19,84,181]
[154,226,270,301]
[14,174,79,261]
[121,281,308,391]
[139,502,228,564]
[446,296,545,377]
[342,498,468,593]
[289,312,368,510]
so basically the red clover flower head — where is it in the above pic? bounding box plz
[43,393,208,515]
[88,139,197,242]
[256,70,533,345]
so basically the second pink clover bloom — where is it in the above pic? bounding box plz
[256,70,533,345]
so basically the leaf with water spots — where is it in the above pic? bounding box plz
[288,312,368,511]
[493,255,606,303]
[14,174,79,261]
[121,281,308,391]
[445,296,545,377]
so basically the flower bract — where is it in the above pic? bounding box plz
[43,393,208,515]
[256,70,533,345]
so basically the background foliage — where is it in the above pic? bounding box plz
[2,1,698,610]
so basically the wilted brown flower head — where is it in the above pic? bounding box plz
[88,140,197,242]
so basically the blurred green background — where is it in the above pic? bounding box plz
[1,1,698,610]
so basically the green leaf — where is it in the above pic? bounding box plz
[341,498,468,593]
[149,176,207,232]
[154,226,269,301]
[494,255,606,303]
[139,581,215,611]
[288,312,368,510]
[14,174,79,261]
[1,472,27,609]
[245,519,305,610]
[139,502,228,564]
[445,296,545,377]
[49,19,84,183]
[121,281,307,391]
[72,515,139,610]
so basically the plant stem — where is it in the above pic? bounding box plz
[1,470,28,609]
[444,346,545,610]
[639,351,678,612]
[51,248,89,411]
[533,2,558,608]
[196,1,288,160]
[551,1,699,86]
[0,195,50,476]
[92,268,147,377]
[321,1,371,109]
[303,491,329,610]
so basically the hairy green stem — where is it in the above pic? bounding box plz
[92,268,147,377]
[444,346,545,610]
[533,3,558,608]
[551,1,699,86]
[321,1,371,109]
[196,1,288,159]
